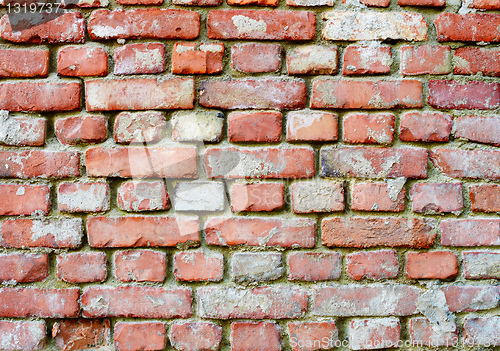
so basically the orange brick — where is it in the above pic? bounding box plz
[406,251,458,279]
[172,42,224,74]
[287,111,337,142]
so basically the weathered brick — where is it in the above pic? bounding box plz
[58,46,108,76]
[56,252,107,283]
[442,286,499,312]
[346,250,399,280]
[198,286,308,319]
[322,217,436,248]
[114,111,167,144]
[287,111,337,142]
[231,183,284,212]
[454,47,500,76]
[311,79,422,109]
[207,10,315,40]
[114,250,166,282]
[171,111,224,142]
[286,45,337,75]
[470,185,500,212]
[81,287,192,318]
[0,184,50,216]
[288,252,341,281]
[228,111,282,143]
[441,219,500,246]
[352,0,390,7]
[232,252,283,283]
[114,43,165,75]
[410,183,463,214]
[351,182,405,212]
[204,147,314,179]
[0,288,79,318]
[463,317,500,346]
[117,0,163,5]
[231,43,281,73]
[435,13,500,43]
[468,0,500,8]
[1,218,83,249]
[322,12,427,41]
[455,116,500,146]
[430,149,500,180]
[171,42,224,75]
[0,254,49,283]
[463,251,500,279]
[0,112,46,147]
[205,217,315,248]
[0,48,49,77]
[88,9,200,40]
[173,251,223,282]
[343,45,392,75]
[231,322,282,351]
[87,216,200,247]
[291,181,344,213]
[399,112,452,142]
[61,0,109,6]
[117,181,169,212]
[114,322,166,351]
[349,318,400,350]
[199,79,306,110]
[0,82,80,112]
[228,0,278,5]
[287,322,338,351]
[170,322,222,351]
[0,321,46,351]
[58,182,109,213]
[343,113,395,144]
[0,151,80,179]
[53,320,110,351]
[399,0,444,5]
[173,0,221,5]
[409,318,458,347]
[85,78,194,111]
[85,147,197,178]
[320,146,428,179]
[406,251,458,279]
[428,80,500,110]
[400,45,451,75]
[55,115,107,145]
[174,181,225,212]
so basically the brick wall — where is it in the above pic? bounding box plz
[0,0,499,348]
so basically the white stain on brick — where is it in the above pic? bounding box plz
[174,181,225,212]
[30,218,83,247]
[232,15,267,34]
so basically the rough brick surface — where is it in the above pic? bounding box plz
[454,47,500,76]
[231,43,281,73]
[454,116,500,146]
[470,185,500,212]
[405,251,458,279]
[232,252,283,283]
[343,113,395,144]
[171,42,224,74]
[463,317,500,346]
[442,286,500,312]
[173,251,223,282]
[463,251,500,279]
[171,111,224,142]
[0,49,49,78]
[351,182,405,212]
[170,322,222,351]
[57,182,110,213]
[288,252,341,281]
[428,80,500,110]
[435,13,500,43]
[286,45,337,75]
[400,45,451,75]
[114,322,166,351]
[440,219,500,246]
[343,45,392,75]
[349,318,400,350]
[114,111,167,144]
[287,322,338,351]
[58,46,108,76]
[55,115,107,145]
[0,112,46,147]
[52,320,110,351]
[346,250,399,280]
[115,250,166,282]
[228,111,282,143]
[0,321,46,351]
[114,43,165,75]
[0,184,50,216]
[231,183,284,212]
[409,318,458,347]
[56,252,107,283]
[117,180,169,212]
[399,112,452,142]
[231,322,282,351]
[291,181,344,213]
[430,149,500,180]
[287,111,337,142]
[410,183,463,214]
[0,254,49,283]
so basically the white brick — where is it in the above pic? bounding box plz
[232,252,283,283]
[174,181,225,212]
[171,111,224,142]
[291,181,344,213]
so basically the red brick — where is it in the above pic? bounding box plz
[470,185,500,212]
[0,184,50,216]
[200,79,306,110]
[454,47,500,76]
[205,217,315,248]
[0,288,79,318]
[312,285,419,316]
[53,320,110,351]
[0,254,49,283]
[286,0,333,5]
[0,113,46,146]
[311,79,422,109]
[0,321,46,351]
[173,0,222,5]
[351,182,405,212]
[469,0,500,8]
[58,182,110,213]
[0,82,80,112]
[81,287,192,318]
[231,43,281,73]
[429,80,500,110]
[343,45,392,75]
[55,115,107,145]
[88,9,200,40]
[114,43,165,75]
[56,252,107,283]
[85,78,194,111]
[288,252,341,281]
[406,251,458,279]
[231,322,281,351]
[114,111,166,144]
[441,219,500,246]
[0,151,80,179]
[87,216,200,248]
[0,48,49,78]
[85,147,197,178]
[291,181,344,213]
[0,12,85,43]
[286,45,337,75]
[463,317,500,347]
[287,111,337,142]
[114,250,166,283]
[1,218,83,249]
[170,322,222,351]
[288,322,339,351]
[346,250,399,280]
[343,113,395,144]
[442,286,499,312]
[435,13,500,43]
[228,0,278,5]
[207,10,315,40]
[455,116,500,146]
[228,111,282,143]
[114,322,166,351]
[322,217,436,248]
[346,0,390,7]
[171,42,224,75]
[463,251,500,279]
[231,183,284,212]
[349,318,400,350]
[430,149,500,180]
[399,0,444,6]
[400,45,451,75]
[409,318,458,347]
[61,0,109,6]
[321,146,428,179]
[117,181,169,212]
[58,46,108,76]
[173,251,223,282]
[399,112,452,142]
[117,0,163,5]
[410,183,463,213]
